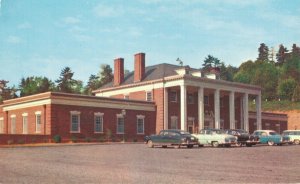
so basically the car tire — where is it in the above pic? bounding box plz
[198,144,204,147]
[236,142,242,147]
[212,141,219,147]
[294,139,300,145]
[246,144,252,147]
[187,145,193,148]
[147,140,154,148]
[162,145,167,148]
[174,145,181,149]
[267,140,275,146]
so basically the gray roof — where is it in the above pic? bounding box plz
[100,63,186,89]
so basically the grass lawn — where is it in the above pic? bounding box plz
[249,100,300,111]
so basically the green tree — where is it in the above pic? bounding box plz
[220,63,238,81]
[0,80,18,103]
[276,44,288,66]
[202,55,221,71]
[292,44,300,57]
[292,85,300,102]
[56,67,82,93]
[84,74,100,95]
[281,55,300,83]
[98,64,113,86]
[233,60,256,84]
[257,43,269,62]
[277,78,297,100]
[19,76,54,97]
[251,61,279,100]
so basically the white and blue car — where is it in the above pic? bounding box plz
[252,130,291,146]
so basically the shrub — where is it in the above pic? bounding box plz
[133,138,138,142]
[106,129,112,141]
[7,139,14,145]
[85,137,92,142]
[98,136,105,142]
[71,136,77,143]
[18,139,25,144]
[53,135,61,143]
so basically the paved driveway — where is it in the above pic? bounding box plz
[0,144,299,183]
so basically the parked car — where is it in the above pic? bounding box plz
[282,130,300,145]
[144,129,199,148]
[192,129,237,147]
[252,130,291,146]
[225,129,259,147]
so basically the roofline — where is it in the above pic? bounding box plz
[93,74,261,94]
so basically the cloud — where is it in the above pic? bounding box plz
[63,16,81,24]
[18,22,32,29]
[93,3,124,17]
[7,36,22,44]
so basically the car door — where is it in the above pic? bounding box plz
[259,132,268,143]
[197,130,207,145]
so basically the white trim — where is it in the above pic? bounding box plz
[22,116,28,134]
[10,114,16,118]
[3,99,51,111]
[22,113,28,117]
[94,114,104,133]
[0,118,4,134]
[0,117,3,121]
[94,112,104,116]
[35,111,42,115]
[146,91,152,101]
[116,116,125,134]
[136,115,145,119]
[35,114,42,133]
[136,116,145,135]
[70,113,80,133]
[116,113,124,118]
[70,111,81,115]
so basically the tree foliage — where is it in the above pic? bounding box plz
[19,76,54,97]
[0,80,17,103]
[277,78,297,100]
[55,67,82,94]
[257,43,269,62]
[202,55,221,70]
[276,44,288,66]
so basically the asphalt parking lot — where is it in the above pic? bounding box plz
[0,143,299,184]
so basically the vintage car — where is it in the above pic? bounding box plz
[225,129,259,147]
[144,129,199,148]
[192,129,237,147]
[252,130,291,146]
[282,130,300,145]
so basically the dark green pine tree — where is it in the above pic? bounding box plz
[257,43,269,62]
[276,44,288,66]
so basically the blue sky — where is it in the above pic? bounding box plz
[1,0,300,87]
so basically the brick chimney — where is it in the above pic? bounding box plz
[134,53,145,82]
[114,58,124,86]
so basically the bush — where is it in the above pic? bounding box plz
[133,138,138,142]
[53,135,61,143]
[98,136,105,142]
[277,78,297,100]
[18,139,25,144]
[71,136,77,143]
[7,139,14,145]
[85,137,92,142]
[106,129,112,141]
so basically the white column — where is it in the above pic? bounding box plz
[229,91,235,129]
[164,87,169,130]
[256,94,262,130]
[243,93,249,131]
[180,84,187,131]
[214,89,220,129]
[198,87,204,132]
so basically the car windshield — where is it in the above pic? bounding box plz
[237,129,248,134]
[269,131,279,135]
[179,131,191,135]
[211,130,225,134]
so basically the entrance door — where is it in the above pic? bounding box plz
[187,118,194,133]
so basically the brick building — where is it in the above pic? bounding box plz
[0,52,287,144]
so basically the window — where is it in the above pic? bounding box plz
[170,91,177,102]
[146,91,152,101]
[70,111,80,133]
[22,113,28,134]
[11,115,16,134]
[188,94,194,104]
[171,116,178,129]
[137,115,145,134]
[94,113,104,133]
[117,116,125,134]
[204,95,209,105]
[0,117,3,134]
[124,95,129,100]
[35,111,42,133]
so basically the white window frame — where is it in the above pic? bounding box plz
[94,112,104,133]
[171,116,178,129]
[70,111,81,133]
[35,111,42,133]
[116,114,125,134]
[136,115,145,134]
[10,115,16,134]
[22,113,28,134]
[170,91,177,102]
[146,91,152,102]
[0,117,4,134]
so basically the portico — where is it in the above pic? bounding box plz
[163,75,262,133]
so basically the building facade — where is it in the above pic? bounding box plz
[0,52,288,144]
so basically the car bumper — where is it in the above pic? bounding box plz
[281,140,292,144]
